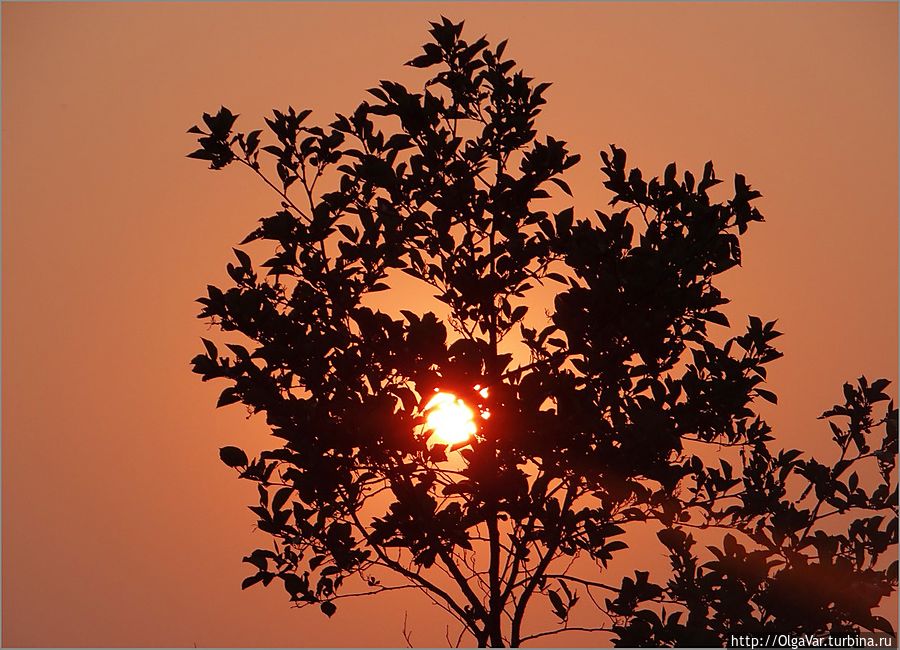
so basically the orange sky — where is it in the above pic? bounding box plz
[2,2,897,647]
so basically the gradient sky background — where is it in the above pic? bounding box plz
[3,2,898,647]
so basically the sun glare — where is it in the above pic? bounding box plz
[424,392,478,445]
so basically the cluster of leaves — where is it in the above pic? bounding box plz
[611,377,897,646]
[189,17,897,647]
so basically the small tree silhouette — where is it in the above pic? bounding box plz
[189,18,897,647]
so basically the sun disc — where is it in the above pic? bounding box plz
[424,392,477,445]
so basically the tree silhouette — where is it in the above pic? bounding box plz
[189,18,897,647]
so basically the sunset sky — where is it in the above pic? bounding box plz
[3,2,897,647]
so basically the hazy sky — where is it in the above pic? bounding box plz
[3,2,897,647]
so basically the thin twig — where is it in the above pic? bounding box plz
[519,625,613,644]
[402,611,413,648]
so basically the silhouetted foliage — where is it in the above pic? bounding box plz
[189,18,897,647]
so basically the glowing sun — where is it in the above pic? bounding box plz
[423,392,478,445]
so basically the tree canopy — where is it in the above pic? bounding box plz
[189,18,897,647]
